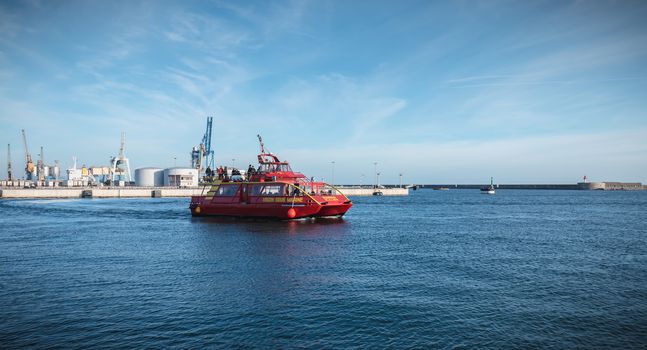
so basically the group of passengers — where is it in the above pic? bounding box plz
[207,166,244,182]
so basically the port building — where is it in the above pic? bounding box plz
[163,168,199,187]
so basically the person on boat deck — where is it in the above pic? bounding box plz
[216,166,224,180]
[247,164,255,176]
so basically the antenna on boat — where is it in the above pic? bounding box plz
[257,134,267,154]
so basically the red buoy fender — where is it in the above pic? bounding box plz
[287,208,296,219]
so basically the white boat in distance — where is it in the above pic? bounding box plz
[481,177,496,194]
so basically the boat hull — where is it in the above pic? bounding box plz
[189,180,352,220]
[190,200,352,220]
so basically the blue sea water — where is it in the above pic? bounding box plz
[1,190,646,348]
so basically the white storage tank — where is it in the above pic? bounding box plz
[134,167,164,187]
[164,167,199,187]
[50,165,61,179]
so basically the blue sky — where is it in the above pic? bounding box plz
[1,0,646,184]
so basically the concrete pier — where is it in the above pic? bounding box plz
[0,186,408,199]
[0,187,205,199]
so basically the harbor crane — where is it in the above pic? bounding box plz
[6,144,13,181]
[191,116,214,175]
[37,146,45,181]
[21,129,35,180]
[203,117,214,170]
[109,132,132,183]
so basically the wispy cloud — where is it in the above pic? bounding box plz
[164,11,252,50]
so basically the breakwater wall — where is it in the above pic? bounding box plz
[422,182,645,190]
[0,187,204,199]
[424,184,579,190]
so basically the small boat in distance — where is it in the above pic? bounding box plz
[481,177,496,194]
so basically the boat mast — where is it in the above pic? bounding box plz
[257,134,266,154]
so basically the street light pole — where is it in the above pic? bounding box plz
[399,173,403,188]
[373,162,378,189]
[232,158,235,168]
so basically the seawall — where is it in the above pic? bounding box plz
[424,184,579,190]
[0,187,205,199]
[0,186,408,199]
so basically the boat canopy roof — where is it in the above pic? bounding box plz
[250,151,306,182]
[258,160,293,173]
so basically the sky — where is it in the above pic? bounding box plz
[1,0,646,184]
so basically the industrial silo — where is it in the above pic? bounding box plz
[135,167,164,187]
[50,164,61,179]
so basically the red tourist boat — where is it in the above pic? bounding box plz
[189,135,352,220]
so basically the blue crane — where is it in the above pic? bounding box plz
[203,116,214,170]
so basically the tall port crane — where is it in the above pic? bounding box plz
[191,116,214,174]
[109,132,132,183]
[37,146,45,181]
[7,143,13,181]
[21,129,35,180]
[203,116,214,170]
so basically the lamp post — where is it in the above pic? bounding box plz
[232,158,235,168]
[399,173,403,188]
[373,162,378,189]
[174,157,177,167]
[377,172,381,188]
[331,161,335,186]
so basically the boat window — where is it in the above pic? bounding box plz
[261,184,285,196]
[258,163,292,173]
[214,184,240,196]
[315,184,342,196]
[278,164,292,172]
[250,184,265,196]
